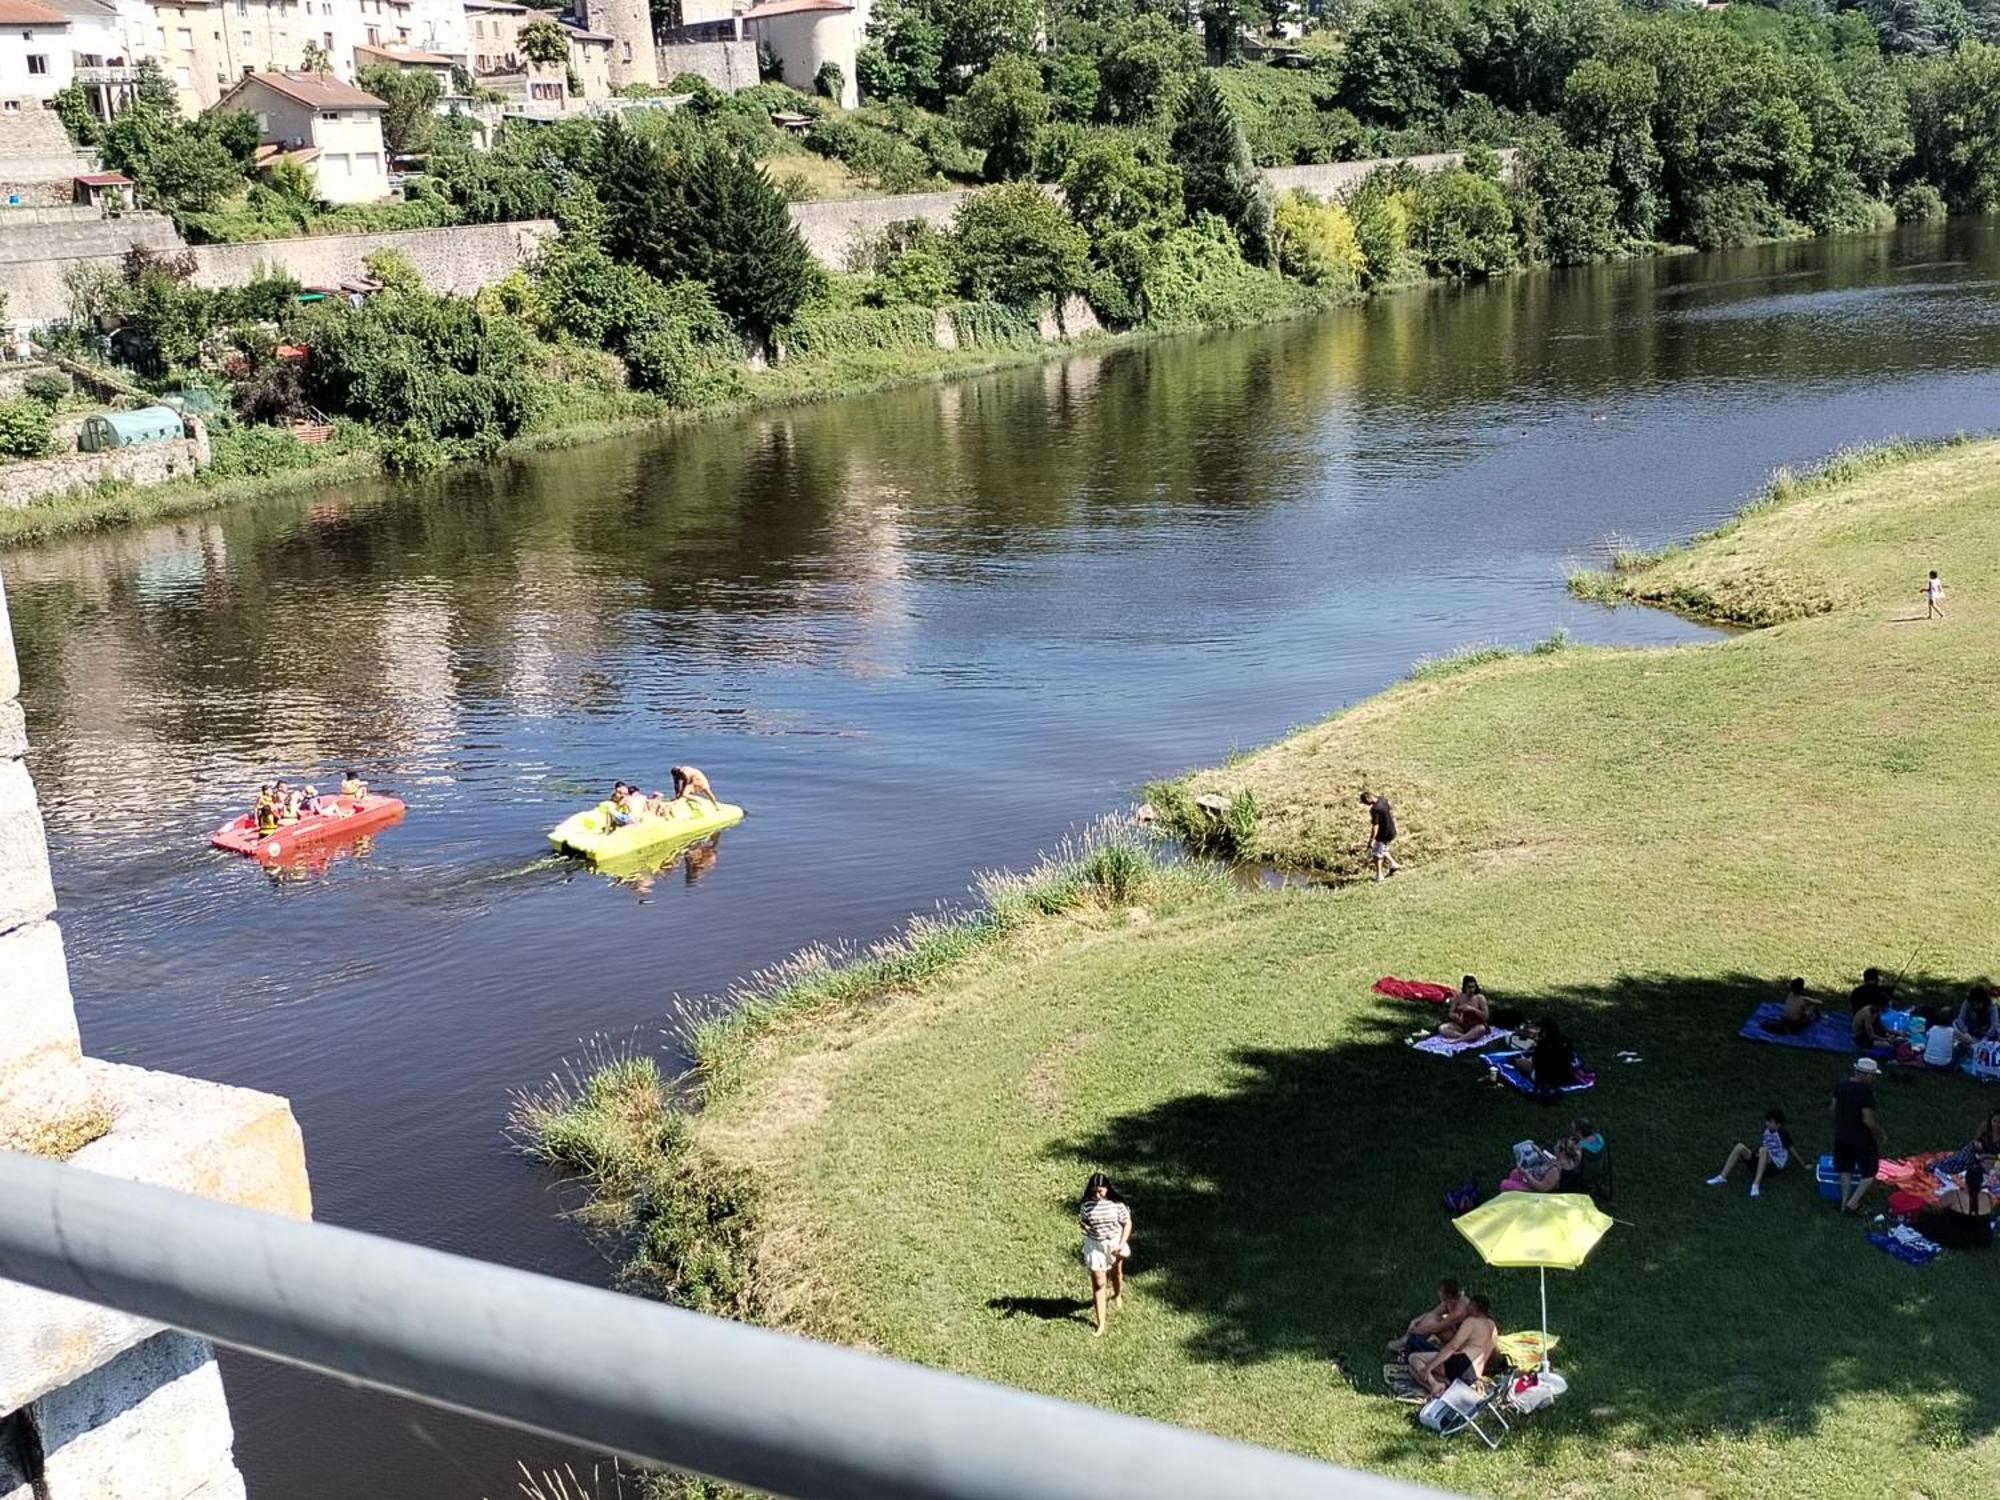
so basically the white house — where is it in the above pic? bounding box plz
[741,0,856,107]
[216,69,391,203]
[0,0,72,102]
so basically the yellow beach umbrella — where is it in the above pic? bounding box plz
[1453,1192,1612,1368]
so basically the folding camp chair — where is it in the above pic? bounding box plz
[1419,1379,1513,1449]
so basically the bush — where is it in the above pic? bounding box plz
[204,424,318,479]
[1513,129,1620,264]
[363,248,423,292]
[1410,166,1517,278]
[0,401,54,459]
[1684,180,1791,249]
[1345,169,1418,285]
[781,302,940,357]
[1894,182,1949,222]
[1140,215,1301,329]
[945,183,1089,307]
[1271,190,1365,291]
[814,60,845,100]
[621,282,745,409]
[871,247,955,306]
[21,371,70,406]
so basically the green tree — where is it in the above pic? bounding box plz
[1061,130,1183,246]
[1168,71,1272,262]
[1409,164,1516,277]
[136,57,180,113]
[945,182,1089,305]
[359,64,444,155]
[858,0,946,104]
[520,16,573,70]
[595,119,814,339]
[1270,188,1365,290]
[1856,0,1967,55]
[1561,53,1663,241]
[953,52,1050,180]
[1098,14,1201,124]
[300,39,332,75]
[0,402,54,460]
[198,108,261,167]
[1910,38,2000,210]
[1047,44,1102,123]
[1512,125,1619,262]
[49,82,99,147]
[1335,0,1467,126]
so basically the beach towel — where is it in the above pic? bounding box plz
[1487,1050,1595,1098]
[1879,1151,1950,1186]
[1737,1002,1856,1055]
[1413,1032,1499,1057]
[1868,1229,1941,1266]
[1376,977,1455,1004]
[1492,1331,1558,1372]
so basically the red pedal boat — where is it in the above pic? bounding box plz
[210,794,405,860]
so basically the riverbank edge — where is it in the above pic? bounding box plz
[515,432,1984,1331]
[0,288,1346,550]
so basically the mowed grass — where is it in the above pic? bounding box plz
[692,440,2000,1498]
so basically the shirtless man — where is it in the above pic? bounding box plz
[672,765,718,806]
[1411,1293,1497,1395]
[1388,1278,1471,1358]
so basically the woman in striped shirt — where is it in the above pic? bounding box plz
[1079,1173,1133,1336]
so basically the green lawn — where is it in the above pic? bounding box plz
[690,439,2000,1498]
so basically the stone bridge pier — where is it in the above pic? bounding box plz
[0,570,314,1499]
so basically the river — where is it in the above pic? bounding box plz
[11,217,2000,1497]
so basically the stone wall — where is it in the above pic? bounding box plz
[0,427,210,512]
[786,151,1519,270]
[656,39,760,92]
[0,211,183,266]
[6,219,558,324]
[0,568,314,1499]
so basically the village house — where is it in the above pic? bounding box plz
[216,68,390,203]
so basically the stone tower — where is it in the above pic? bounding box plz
[583,0,661,90]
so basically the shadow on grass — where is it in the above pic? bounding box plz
[1052,969,2000,1455]
[987,1295,1090,1325]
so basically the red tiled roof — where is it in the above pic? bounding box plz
[252,143,323,165]
[221,70,387,111]
[74,172,133,186]
[0,0,65,24]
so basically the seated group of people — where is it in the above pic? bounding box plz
[1388,1280,1499,1396]
[1768,968,2000,1065]
[1438,979,1584,1093]
[604,766,717,827]
[1499,1117,1607,1195]
[253,773,366,834]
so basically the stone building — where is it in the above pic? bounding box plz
[574,0,652,89]
[742,0,855,106]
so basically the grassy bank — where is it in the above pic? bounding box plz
[532,437,2000,1498]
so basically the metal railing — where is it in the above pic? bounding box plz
[0,1150,1443,1500]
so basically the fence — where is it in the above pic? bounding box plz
[0,1149,1446,1499]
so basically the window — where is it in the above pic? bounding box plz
[154,25,164,45]
[256,110,268,129]
[236,0,246,12]
[320,109,337,119]
[241,29,252,46]
[26,54,47,74]
[175,64,192,83]
[176,26,193,45]
[356,150,380,172]
[365,24,378,41]
[396,26,407,39]
[324,151,349,173]
[322,29,332,46]
[621,39,631,61]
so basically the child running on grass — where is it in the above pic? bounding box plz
[1708,1109,1793,1197]
[1926,570,1945,619]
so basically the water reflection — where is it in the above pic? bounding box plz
[11,218,2000,1498]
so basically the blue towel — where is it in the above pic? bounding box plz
[1738,1002,1856,1055]
[1487,1050,1594,1098]
[1867,1231,1940,1266]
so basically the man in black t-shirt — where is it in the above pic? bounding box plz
[1359,791,1401,883]
[1828,1057,1886,1213]
[1848,966,1893,1014]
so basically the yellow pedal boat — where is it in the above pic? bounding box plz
[548,796,744,864]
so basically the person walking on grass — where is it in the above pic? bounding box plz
[1359,791,1401,883]
[1708,1108,1793,1196]
[1925,570,1945,620]
[1079,1173,1132,1337]
[1830,1058,1886,1214]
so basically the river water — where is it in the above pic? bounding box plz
[12,217,2000,1496]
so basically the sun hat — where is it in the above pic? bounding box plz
[1855,1057,1881,1075]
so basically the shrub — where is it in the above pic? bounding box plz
[1513,128,1620,264]
[945,183,1089,306]
[0,401,54,460]
[1271,190,1365,291]
[363,248,423,292]
[21,371,70,406]
[1410,166,1517,279]
[781,302,939,357]
[1140,215,1299,329]
[815,60,845,100]
[871,247,955,306]
[1894,182,1949,222]
[1684,181,1791,249]
[205,424,318,478]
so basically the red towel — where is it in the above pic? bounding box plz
[1374,977,1454,1003]
[1879,1151,1950,1185]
